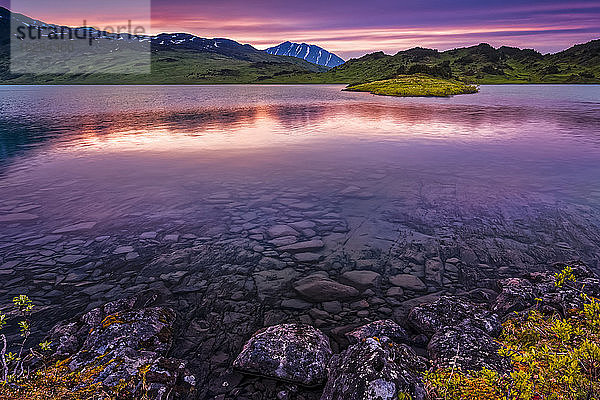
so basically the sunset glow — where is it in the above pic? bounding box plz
[3,0,598,58]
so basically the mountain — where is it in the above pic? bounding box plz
[266,41,600,84]
[0,7,327,84]
[1,6,598,84]
[265,41,344,68]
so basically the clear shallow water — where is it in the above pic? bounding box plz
[1,85,599,232]
[0,85,599,364]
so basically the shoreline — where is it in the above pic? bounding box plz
[3,261,598,399]
[1,82,600,86]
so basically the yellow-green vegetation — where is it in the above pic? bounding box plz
[0,295,138,399]
[262,41,600,85]
[0,359,107,399]
[425,266,600,400]
[1,295,49,385]
[344,74,479,97]
[0,352,152,399]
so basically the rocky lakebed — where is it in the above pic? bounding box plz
[40,261,600,399]
[1,177,599,399]
[1,84,600,399]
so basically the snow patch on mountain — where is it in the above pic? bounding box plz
[265,41,344,68]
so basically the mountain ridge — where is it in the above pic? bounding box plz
[264,40,600,84]
[0,6,598,84]
[0,6,327,84]
[265,41,344,68]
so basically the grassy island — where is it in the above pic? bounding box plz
[344,74,479,97]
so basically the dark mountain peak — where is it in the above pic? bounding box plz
[548,39,600,67]
[498,46,543,60]
[556,39,600,55]
[265,41,344,68]
[401,46,439,54]
[359,51,388,60]
[151,34,266,62]
[0,6,9,23]
[394,47,440,62]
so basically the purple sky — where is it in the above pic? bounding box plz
[3,0,599,59]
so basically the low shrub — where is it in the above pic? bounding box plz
[425,266,600,399]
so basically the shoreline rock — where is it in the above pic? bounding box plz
[35,260,600,400]
[321,337,426,400]
[233,323,332,387]
[47,293,195,399]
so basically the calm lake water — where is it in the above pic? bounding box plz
[0,84,599,386]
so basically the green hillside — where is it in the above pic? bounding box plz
[0,49,326,85]
[0,7,326,84]
[264,41,600,84]
[0,6,598,85]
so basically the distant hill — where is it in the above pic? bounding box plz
[0,7,326,84]
[265,41,344,68]
[267,41,600,84]
[0,6,598,84]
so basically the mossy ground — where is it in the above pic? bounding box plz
[343,74,479,97]
[425,271,600,400]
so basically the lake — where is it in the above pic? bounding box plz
[1,84,599,395]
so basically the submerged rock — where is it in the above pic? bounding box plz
[278,239,325,253]
[294,252,324,262]
[345,320,408,344]
[233,323,332,386]
[268,225,299,238]
[321,337,426,400]
[293,274,359,302]
[408,295,502,337]
[389,274,426,291]
[340,270,381,291]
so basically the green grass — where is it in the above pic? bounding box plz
[0,30,598,85]
[425,266,600,400]
[0,48,327,85]
[343,74,479,97]
[261,40,600,85]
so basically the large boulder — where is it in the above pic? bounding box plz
[293,274,359,302]
[47,294,195,399]
[408,295,502,337]
[428,323,510,372]
[346,320,408,345]
[321,337,426,400]
[233,323,332,387]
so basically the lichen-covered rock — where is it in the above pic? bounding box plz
[47,294,195,399]
[428,323,510,372]
[492,277,537,315]
[233,323,332,386]
[346,320,408,344]
[497,264,600,317]
[321,337,426,400]
[408,295,502,337]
